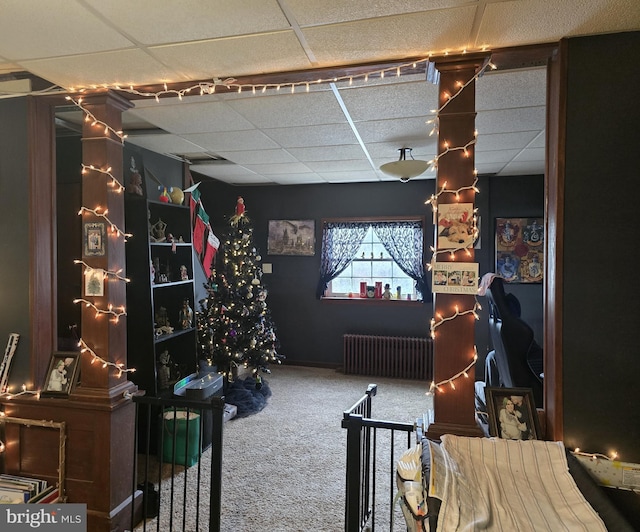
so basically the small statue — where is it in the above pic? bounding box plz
[128,156,144,196]
[157,350,178,389]
[151,218,167,242]
[180,265,188,281]
[179,299,193,329]
[383,283,392,299]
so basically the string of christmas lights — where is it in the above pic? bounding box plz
[78,206,132,240]
[1,384,40,400]
[77,339,135,377]
[65,96,127,142]
[73,299,127,322]
[572,448,619,461]
[73,260,130,283]
[427,347,478,395]
[430,300,481,339]
[81,164,125,193]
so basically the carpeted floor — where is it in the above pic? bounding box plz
[136,364,433,532]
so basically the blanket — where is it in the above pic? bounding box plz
[437,435,607,531]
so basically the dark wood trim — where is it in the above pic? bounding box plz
[27,96,57,388]
[543,39,567,441]
[111,43,558,100]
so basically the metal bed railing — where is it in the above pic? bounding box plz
[342,384,417,532]
[130,394,225,532]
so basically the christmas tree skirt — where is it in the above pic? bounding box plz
[224,376,272,418]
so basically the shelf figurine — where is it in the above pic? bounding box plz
[179,299,193,329]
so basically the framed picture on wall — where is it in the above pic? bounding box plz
[267,220,315,256]
[495,217,544,283]
[84,222,106,257]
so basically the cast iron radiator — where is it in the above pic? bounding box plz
[343,334,432,380]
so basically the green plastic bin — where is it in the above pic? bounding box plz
[161,409,201,467]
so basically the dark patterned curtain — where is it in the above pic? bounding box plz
[315,222,369,298]
[372,221,431,301]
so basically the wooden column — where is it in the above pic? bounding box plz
[427,54,488,440]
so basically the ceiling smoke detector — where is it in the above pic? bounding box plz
[379,148,430,183]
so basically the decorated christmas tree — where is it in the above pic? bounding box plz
[196,197,283,388]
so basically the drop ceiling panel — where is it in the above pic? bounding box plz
[302,7,478,64]
[339,81,439,121]
[22,49,187,89]
[478,0,640,49]
[319,170,383,183]
[286,0,470,26]
[304,159,373,173]
[227,91,347,128]
[286,145,368,162]
[183,130,281,152]
[0,0,133,61]
[216,149,299,165]
[497,160,545,175]
[124,134,207,155]
[263,123,359,148]
[475,149,524,164]
[85,0,291,45]
[356,117,433,144]
[477,69,547,110]
[476,131,540,152]
[149,32,312,79]
[243,162,313,175]
[476,107,546,134]
[127,101,256,134]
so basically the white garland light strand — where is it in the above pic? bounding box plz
[73,299,127,322]
[81,164,125,193]
[430,300,482,339]
[65,96,127,142]
[427,347,478,395]
[572,448,619,461]
[426,60,497,136]
[1,384,40,400]
[78,206,132,240]
[109,58,437,101]
[77,339,135,377]
[73,260,130,283]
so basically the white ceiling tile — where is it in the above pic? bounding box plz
[0,0,133,61]
[243,162,313,175]
[497,160,545,176]
[339,80,439,121]
[85,0,290,45]
[477,68,547,110]
[305,159,373,173]
[149,32,312,79]
[513,147,546,162]
[476,131,539,152]
[303,7,478,64]
[124,134,207,155]
[478,0,640,49]
[127,101,255,134]
[475,149,523,164]
[182,130,280,152]
[217,149,299,165]
[356,117,433,144]
[476,107,546,134]
[264,123,359,148]
[318,170,383,183]
[286,145,367,162]
[227,91,346,128]
[286,0,470,26]
[22,49,187,89]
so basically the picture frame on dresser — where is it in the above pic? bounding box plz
[41,352,80,397]
[486,387,541,441]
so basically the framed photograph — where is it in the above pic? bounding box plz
[41,352,80,397]
[84,267,104,297]
[495,217,544,283]
[84,222,106,257]
[432,262,479,295]
[486,387,541,440]
[267,220,315,256]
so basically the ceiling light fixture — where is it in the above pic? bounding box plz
[379,148,430,183]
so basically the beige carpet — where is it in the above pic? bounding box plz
[136,365,433,532]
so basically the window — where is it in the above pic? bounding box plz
[316,218,430,301]
[327,227,416,298]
